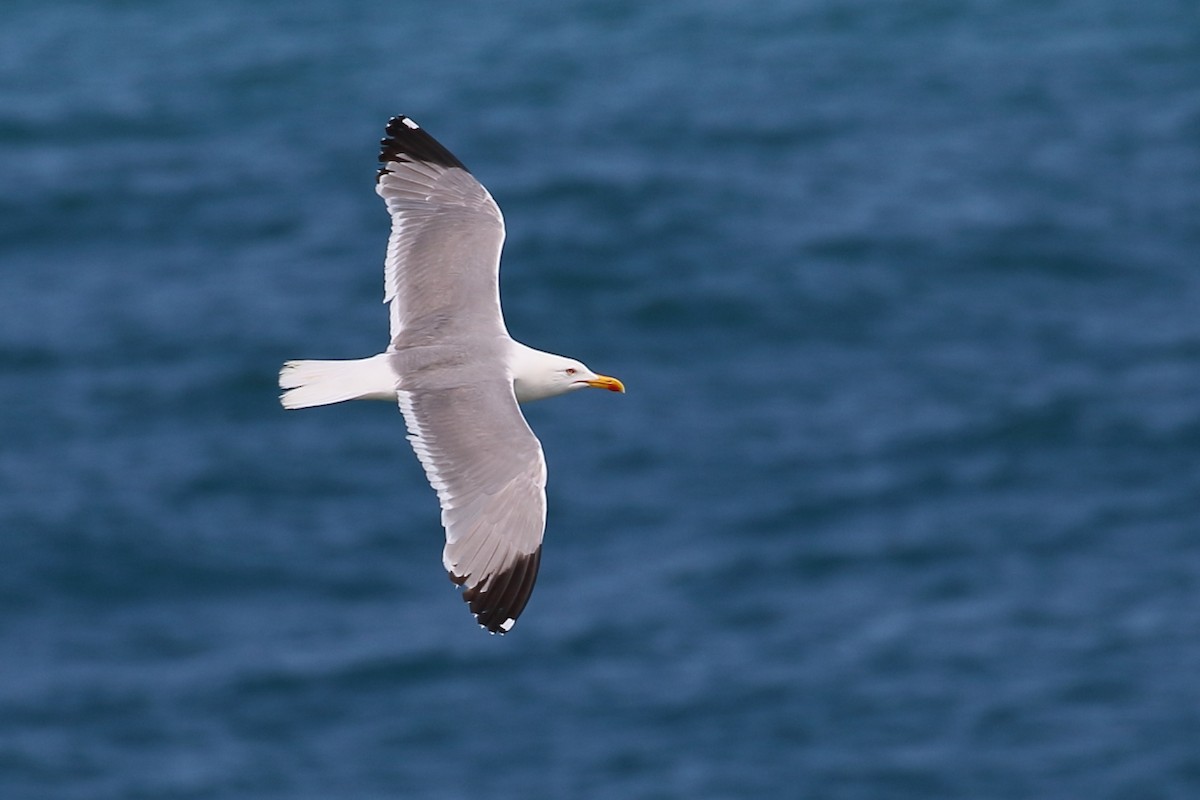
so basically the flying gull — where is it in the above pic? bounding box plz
[279,116,624,633]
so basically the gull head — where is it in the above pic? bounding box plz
[511,344,625,404]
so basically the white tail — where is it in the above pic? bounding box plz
[278,354,396,409]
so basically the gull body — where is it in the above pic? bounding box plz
[279,116,623,633]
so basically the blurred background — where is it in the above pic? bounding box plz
[2,1,1199,797]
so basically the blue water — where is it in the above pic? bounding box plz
[3,1,1199,797]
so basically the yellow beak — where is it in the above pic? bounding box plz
[585,374,625,393]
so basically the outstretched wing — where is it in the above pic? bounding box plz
[395,374,546,633]
[375,116,507,342]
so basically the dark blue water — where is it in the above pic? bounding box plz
[3,1,1199,797]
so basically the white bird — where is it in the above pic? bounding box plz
[279,116,624,633]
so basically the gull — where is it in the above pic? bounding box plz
[279,116,624,633]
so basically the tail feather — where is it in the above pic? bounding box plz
[279,354,396,409]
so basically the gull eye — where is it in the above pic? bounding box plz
[565,368,577,376]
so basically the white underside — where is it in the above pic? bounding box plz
[279,340,589,411]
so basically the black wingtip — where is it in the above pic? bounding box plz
[377,114,468,180]
[456,547,542,634]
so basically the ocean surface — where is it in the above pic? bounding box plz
[2,1,1199,797]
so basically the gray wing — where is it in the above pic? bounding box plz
[395,373,546,633]
[375,116,507,342]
